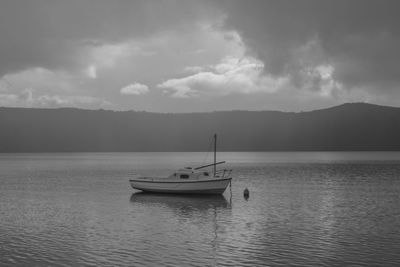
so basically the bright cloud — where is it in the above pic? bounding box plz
[0,87,109,108]
[86,65,97,79]
[183,66,205,74]
[89,43,129,67]
[120,83,149,95]
[0,94,18,106]
[158,56,289,97]
[36,94,110,107]
[3,68,76,93]
[2,1,400,112]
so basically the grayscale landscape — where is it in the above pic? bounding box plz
[1,1,400,266]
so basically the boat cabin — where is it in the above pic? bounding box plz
[168,167,210,180]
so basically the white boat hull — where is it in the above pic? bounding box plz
[129,177,232,194]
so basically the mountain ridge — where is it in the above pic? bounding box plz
[1,103,400,152]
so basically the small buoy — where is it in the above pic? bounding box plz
[243,188,249,200]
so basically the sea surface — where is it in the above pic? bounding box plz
[1,152,400,266]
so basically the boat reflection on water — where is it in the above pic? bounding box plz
[129,192,232,261]
[130,192,231,215]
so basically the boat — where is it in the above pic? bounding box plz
[129,134,232,194]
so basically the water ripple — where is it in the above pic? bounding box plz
[1,153,400,266]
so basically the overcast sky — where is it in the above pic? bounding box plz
[1,0,400,112]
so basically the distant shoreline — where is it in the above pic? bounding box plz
[1,103,400,152]
[2,150,400,153]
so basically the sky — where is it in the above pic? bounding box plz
[1,0,400,112]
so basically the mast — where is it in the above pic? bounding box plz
[214,133,217,177]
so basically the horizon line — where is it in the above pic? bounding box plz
[0,102,397,114]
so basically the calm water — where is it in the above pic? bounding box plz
[1,152,400,266]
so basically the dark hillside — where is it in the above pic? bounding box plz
[1,103,400,152]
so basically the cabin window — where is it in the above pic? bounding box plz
[203,172,209,176]
[180,174,189,179]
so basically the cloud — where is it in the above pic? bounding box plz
[218,0,400,94]
[36,94,110,108]
[120,83,149,95]
[0,3,253,110]
[183,66,205,74]
[0,0,219,77]
[85,65,97,79]
[3,67,76,93]
[158,56,289,97]
[0,69,111,109]
[0,94,18,106]
[0,87,110,108]
[2,0,400,111]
